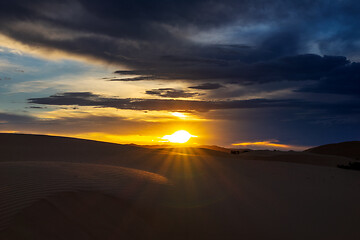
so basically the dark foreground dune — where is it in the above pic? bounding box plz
[0,133,360,240]
[0,161,169,231]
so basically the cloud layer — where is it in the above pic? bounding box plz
[1,0,360,88]
[145,88,200,98]
[1,0,360,147]
[28,92,360,114]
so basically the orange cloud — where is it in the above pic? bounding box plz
[232,140,308,151]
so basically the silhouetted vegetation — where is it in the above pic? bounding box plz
[230,149,250,154]
[338,161,360,171]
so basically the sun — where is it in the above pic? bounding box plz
[162,130,197,143]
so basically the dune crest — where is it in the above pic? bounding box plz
[305,141,360,159]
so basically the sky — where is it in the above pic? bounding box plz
[0,0,359,150]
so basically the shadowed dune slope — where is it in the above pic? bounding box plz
[305,141,360,160]
[0,191,158,240]
[0,161,169,231]
[2,160,360,240]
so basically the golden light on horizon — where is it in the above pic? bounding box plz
[162,130,197,143]
[232,141,290,148]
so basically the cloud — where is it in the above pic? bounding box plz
[28,92,360,114]
[1,0,360,147]
[188,83,224,90]
[0,111,150,135]
[109,76,156,81]
[145,88,199,98]
[296,62,360,96]
[232,140,308,150]
[107,54,351,86]
[1,0,360,86]
[27,92,297,112]
[113,70,144,75]
[26,106,46,109]
[0,112,34,123]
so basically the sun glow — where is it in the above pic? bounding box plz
[162,130,197,143]
[171,112,187,118]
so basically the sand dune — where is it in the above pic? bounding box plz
[1,133,360,239]
[0,191,159,240]
[305,141,360,160]
[0,161,169,231]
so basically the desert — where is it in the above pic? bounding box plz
[0,133,359,239]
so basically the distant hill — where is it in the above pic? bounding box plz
[305,141,360,160]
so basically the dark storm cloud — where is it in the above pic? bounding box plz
[28,92,360,114]
[109,76,156,82]
[112,54,351,86]
[243,54,350,83]
[189,83,224,90]
[0,0,244,67]
[2,0,360,86]
[28,92,299,112]
[145,88,199,98]
[114,71,144,75]
[26,106,47,109]
[296,62,360,96]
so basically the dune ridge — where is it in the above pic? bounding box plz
[305,141,360,159]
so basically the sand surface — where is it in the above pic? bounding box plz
[0,161,169,231]
[0,133,360,239]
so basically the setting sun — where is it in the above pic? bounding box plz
[162,130,197,143]
[171,112,187,118]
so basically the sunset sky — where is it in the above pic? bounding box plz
[0,0,359,149]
